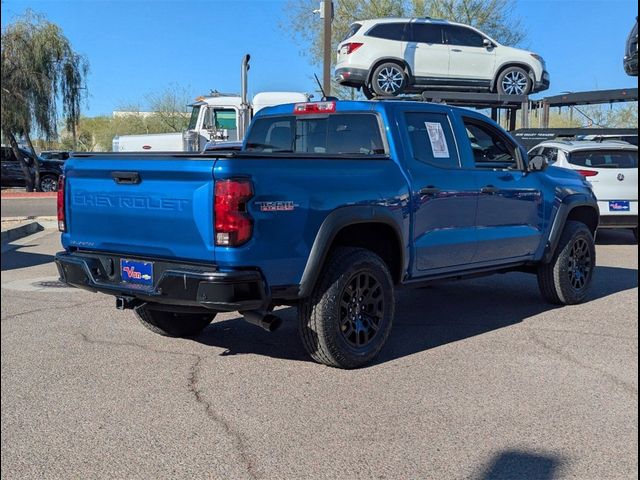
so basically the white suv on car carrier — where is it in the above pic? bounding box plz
[335,17,550,98]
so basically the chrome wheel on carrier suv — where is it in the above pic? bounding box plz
[371,62,407,96]
[497,66,532,95]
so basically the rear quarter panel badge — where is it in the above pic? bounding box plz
[256,201,298,212]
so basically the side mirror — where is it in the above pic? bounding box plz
[483,38,494,48]
[528,155,549,172]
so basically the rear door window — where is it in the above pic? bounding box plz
[569,150,638,168]
[366,23,408,41]
[245,113,386,156]
[408,23,444,44]
[404,112,459,168]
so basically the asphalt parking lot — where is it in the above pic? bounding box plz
[1,228,637,479]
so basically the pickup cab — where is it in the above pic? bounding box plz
[55,100,599,368]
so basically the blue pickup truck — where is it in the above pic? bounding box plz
[55,100,599,368]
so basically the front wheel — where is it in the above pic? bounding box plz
[537,221,596,305]
[371,62,407,97]
[496,66,532,95]
[299,247,395,369]
[135,305,216,337]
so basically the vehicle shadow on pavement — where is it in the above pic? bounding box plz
[1,244,54,271]
[192,265,637,366]
[476,450,565,480]
[596,229,637,245]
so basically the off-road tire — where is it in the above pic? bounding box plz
[298,247,395,369]
[135,306,215,337]
[537,221,595,305]
[371,62,407,97]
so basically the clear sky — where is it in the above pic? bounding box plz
[1,0,638,117]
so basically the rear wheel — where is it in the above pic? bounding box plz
[135,305,215,337]
[537,221,595,305]
[298,247,394,369]
[371,62,407,97]
[39,174,58,192]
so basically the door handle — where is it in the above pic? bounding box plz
[419,186,440,196]
[451,48,463,52]
[111,171,141,185]
[480,185,498,194]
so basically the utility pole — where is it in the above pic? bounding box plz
[322,1,333,97]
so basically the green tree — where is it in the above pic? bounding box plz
[1,11,88,190]
[283,0,525,97]
[144,84,192,132]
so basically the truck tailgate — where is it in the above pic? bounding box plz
[62,155,217,262]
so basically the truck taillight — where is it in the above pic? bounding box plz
[342,42,363,54]
[57,175,66,232]
[215,179,253,246]
[294,101,336,115]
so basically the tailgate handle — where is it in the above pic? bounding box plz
[112,171,140,185]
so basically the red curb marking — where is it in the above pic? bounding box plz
[1,192,57,199]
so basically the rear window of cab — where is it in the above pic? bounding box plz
[245,113,386,156]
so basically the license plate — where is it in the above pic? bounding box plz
[609,201,630,212]
[120,259,154,288]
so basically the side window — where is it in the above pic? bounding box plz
[540,147,558,164]
[408,24,443,44]
[444,25,485,47]
[342,23,362,41]
[2,148,17,163]
[405,112,460,168]
[366,23,408,41]
[463,118,518,169]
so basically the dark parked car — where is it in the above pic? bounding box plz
[624,18,638,76]
[40,150,70,161]
[1,146,64,192]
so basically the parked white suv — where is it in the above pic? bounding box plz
[335,18,550,98]
[529,140,638,240]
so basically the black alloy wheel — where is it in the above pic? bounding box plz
[339,270,385,349]
[567,237,592,291]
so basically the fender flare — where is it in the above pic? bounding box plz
[367,57,414,86]
[298,206,406,298]
[491,62,537,91]
[543,193,599,263]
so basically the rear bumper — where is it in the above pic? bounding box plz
[55,251,268,312]
[334,67,368,88]
[598,214,638,228]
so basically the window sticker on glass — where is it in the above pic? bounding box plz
[425,122,450,158]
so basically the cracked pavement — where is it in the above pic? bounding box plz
[1,229,638,479]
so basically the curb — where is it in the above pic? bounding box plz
[1,221,44,244]
[1,192,57,199]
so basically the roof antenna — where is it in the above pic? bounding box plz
[314,73,327,100]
